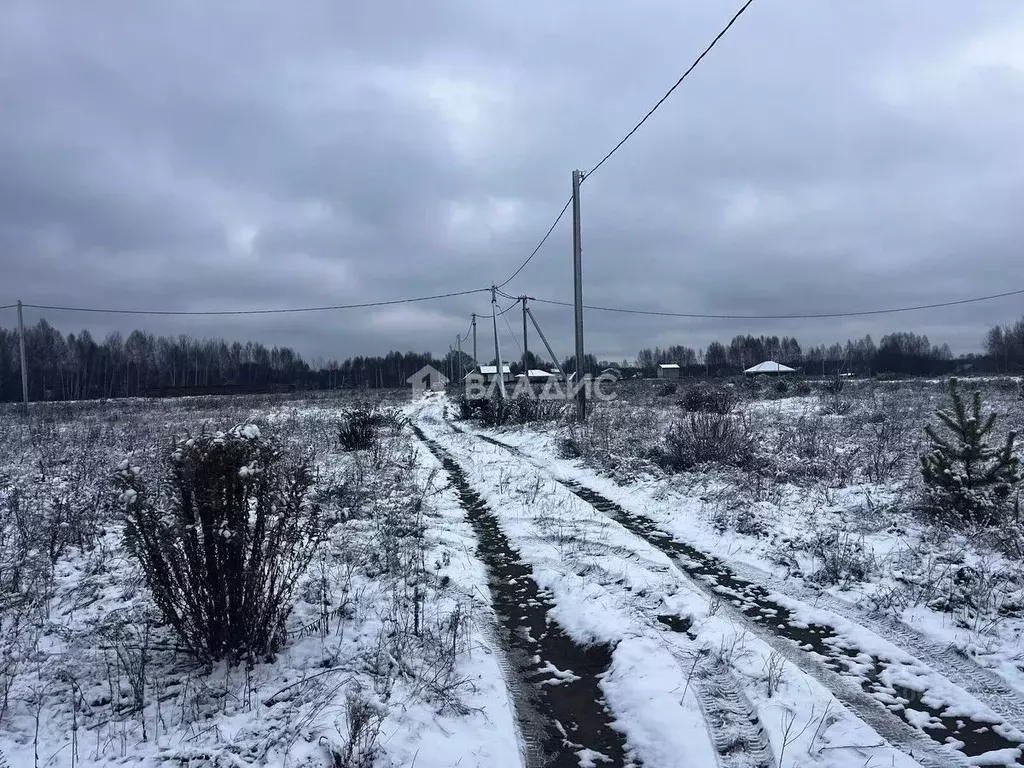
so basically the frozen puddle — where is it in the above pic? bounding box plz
[413,427,633,767]
[562,480,1024,765]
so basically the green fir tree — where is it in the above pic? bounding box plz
[920,378,1020,525]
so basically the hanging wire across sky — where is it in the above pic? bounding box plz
[12,288,491,316]
[7,284,1023,325]
[496,198,572,290]
[495,0,757,291]
[501,305,525,358]
[583,0,756,182]
[494,300,520,317]
[524,287,1024,320]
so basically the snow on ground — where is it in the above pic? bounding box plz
[0,395,520,768]
[479,378,1024,706]
[416,395,927,768]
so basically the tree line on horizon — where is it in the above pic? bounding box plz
[0,316,1022,403]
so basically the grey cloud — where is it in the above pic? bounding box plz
[2,0,1023,363]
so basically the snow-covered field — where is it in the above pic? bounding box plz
[0,394,519,768]
[3,377,1024,767]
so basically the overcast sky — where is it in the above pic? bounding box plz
[2,0,1022,363]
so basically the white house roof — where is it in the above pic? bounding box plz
[516,369,556,378]
[658,363,681,369]
[744,360,796,374]
[478,364,512,375]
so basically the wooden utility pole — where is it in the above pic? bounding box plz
[456,334,463,382]
[490,286,506,398]
[521,296,529,375]
[471,314,477,368]
[571,169,586,420]
[17,300,28,416]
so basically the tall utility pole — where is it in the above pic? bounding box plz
[521,296,529,375]
[17,300,28,416]
[490,286,506,398]
[471,314,478,368]
[456,334,463,382]
[571,169,586,421]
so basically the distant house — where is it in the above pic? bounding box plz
[475,364,513,385]
[657,363,681,379]
[600,367,622,379]
[744,360,796,376]
[515,369,557,383]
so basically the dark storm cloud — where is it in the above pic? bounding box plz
[2,0,1023,363]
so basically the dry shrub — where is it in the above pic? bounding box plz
[680,384,736,415]
[662,411,755,471]
[115,424,326,663]
[337,405,403,451]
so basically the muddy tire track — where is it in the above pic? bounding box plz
[472,427,1024,733]
[438,424,777,768]
[465,428,1021,767]
[727,557,1024,727]
[412,424,634,768]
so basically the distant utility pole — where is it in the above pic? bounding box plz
[456,334,463,382]
[521,296,529,375]
[490,286,506,398]
[571,169,586,421]
[525,305,563,383]
[471,314,478,368]
[17,300,28,416]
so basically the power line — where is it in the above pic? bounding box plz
[494,0,754,292]
[494,300,519,317]
[585,0,756,181]
[0,304,16,310]
[501,305,525,358]
[495,287,519,302]
[527,287,1024,320]
[457,317,474,343]
[496,198,572,290]
[20,288,490,316]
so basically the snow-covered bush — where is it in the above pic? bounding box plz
[739,376,762,398]
[920,378,1021,526]
[328,691,386,767]
[858,398,915,484]
[875,543,1024,626]
[558,403,662,481]
[817,388,853,415]
[810,530,877,588]
[662,411,754,471]
[773,412,856,486]
[680,383,736,414]
[114,424,326,663]
[337,406,387,451]
[458,393,565,428]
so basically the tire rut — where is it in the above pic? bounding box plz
[412,424,635,768]
[727,558,1024,728]
[440,423,777,768]
[466,428,1024,767]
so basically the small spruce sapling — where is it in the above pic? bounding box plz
[920,378,1020,525]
